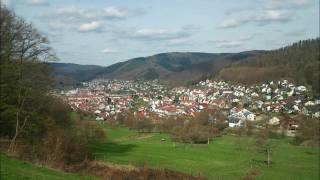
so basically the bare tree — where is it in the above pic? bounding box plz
[255,119,274,167]
[1,7,55,62]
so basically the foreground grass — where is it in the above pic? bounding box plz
[87,124,319,180]
[0,154,97,180]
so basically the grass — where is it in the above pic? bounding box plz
[87,124,320,180]
[0,154,98,180]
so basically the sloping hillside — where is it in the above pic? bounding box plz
[217,38,320,95]
[50,51,262,87]
[48,63,103,88]
[94,51,262,86]
[0,154,96,180]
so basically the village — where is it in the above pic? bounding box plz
[58,79,320,134]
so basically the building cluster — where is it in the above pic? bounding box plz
[59,79,320,128]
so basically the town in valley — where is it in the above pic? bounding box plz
[58,78,320,135]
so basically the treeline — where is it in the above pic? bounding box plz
[218,39,320,96]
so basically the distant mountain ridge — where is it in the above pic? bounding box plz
[48,63,103,87]
[49,51,263,87]
[49,39,319,92]
[92,51,261,85]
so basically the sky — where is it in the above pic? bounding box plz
[2,0,319,66]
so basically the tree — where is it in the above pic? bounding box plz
[0,7,55,152]
[255,122,274,167]
[295,115,319,147]
[171,120,219,144]
[0,7,54,62]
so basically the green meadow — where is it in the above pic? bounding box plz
[87,124,320,180]
[0,154,97,180]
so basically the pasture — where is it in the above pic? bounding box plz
[87,124,319,180]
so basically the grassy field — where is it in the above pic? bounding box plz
[87,124,320,180]
[0,154,97,180]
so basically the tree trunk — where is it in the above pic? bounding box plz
[8,111,20,153]
[267,149,270,167]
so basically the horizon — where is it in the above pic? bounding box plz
[2,0,319,66]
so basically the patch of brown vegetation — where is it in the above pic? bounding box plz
[218,66,295,85]
[240,168,260,180]
[65,160,206,180]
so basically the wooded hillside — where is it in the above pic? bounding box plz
[218,39,320,95]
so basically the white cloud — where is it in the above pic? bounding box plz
[78,21,103,32]
[166,39,193,47]
[219,9,293,28]
[102,48,118,54]
[43,6,135,22]
[215,41,243,48]
[40,6,145,33]
[48,21,66,30]
[26,0,49,6]
[132,28,188,40]
[256,10,292,23]
[103,6,129,18]
[210,35,255,48]
[219,19,247,28]
[219,0,310,29]
[117,26,195,41]
[269,0,312,9]
[54,6,94,19]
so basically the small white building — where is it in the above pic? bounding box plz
[268,117,280,125]
[296,86,307,92]
[96,116,104,121]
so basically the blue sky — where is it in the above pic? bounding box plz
[2,0,319,66]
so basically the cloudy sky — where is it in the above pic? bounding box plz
[2,0,319,66]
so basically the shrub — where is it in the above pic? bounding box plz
[171,123,218,144]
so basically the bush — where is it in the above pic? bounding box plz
[295,117,319,147]
[171,123,218,144]
[94,127,106,139]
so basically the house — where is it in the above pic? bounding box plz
[94,110,101,114]
[271,103,281,113]
[296,86,307,92]
[251,100,264,110]
[228,116,243,127]
[302,105,320,118]
[229,107,256,121]
[281,117,298,136]
[243,111,256,121]
[293,105,300,112]
[96,116,104,121]
[268,117,280,125]
[210,99,226,108]
[304,101,315,106]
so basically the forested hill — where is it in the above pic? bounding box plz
[48,63,103,88]
[217,38,320,95]
[50,51,262,87]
